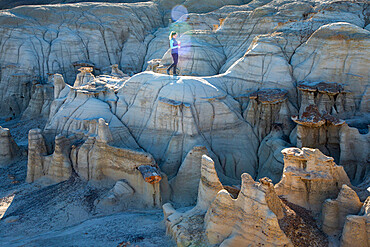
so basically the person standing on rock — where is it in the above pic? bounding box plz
[167,31,180,76]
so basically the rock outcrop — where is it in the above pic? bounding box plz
[22,82,54,120]
[297,81,355,119]
[0,126,20,166]
[164,153,330,247]
[275,147,350,214]
[339,124,370,185]
[0,2,163,118]
[256,124,291,183]
[0,64,35,118]
[205,175,292,247]
[244,88,297,141]
[27,119,162,208]
[168,146,208,207]
[26,129,72,184]
[292,104,345,162]
[292,22,370,110]
[292,103,370,185]
[322,184,363,236]
[115,72,259,182]
[340,196,370,247]
[163,155,224,246]
[0,1,369,246]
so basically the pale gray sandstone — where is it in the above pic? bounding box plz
[275,147,350,214]
[163,152,333,246]
[0,0,369,246]
[0,126,20,166]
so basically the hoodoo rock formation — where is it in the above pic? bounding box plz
[0,0,369,246]
[275,147,350,214]
[163,150,340,246]
[341,197,370,247]
[0,126,20,166]
[322,184,363,236]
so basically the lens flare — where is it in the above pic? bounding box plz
[171,5,188,22]
[169,21,193,57]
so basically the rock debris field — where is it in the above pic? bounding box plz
[0,0,369,246]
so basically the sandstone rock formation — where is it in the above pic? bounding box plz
[339,124,370,186]
[256,124,291,183]
[0,2,163,118]
[340,196,370,247]
[275,147,350,214]
[26,129,72,184]
[73,67,95,87]
[164,153,330,247]
[114,72,259,182]
[205,175,292,247]
[27,119,162,208]
[244,88,297,141]
[0,64,35,118]
[22,82,54,120]
[322,184,363,236]
[168,145,208,207]
[292,103,369,186]
[0,126,20,166]
[297,81,355,119]
[292,22,369,110]
[292,104,345,162]
[163,155,224,246]
[0,0,369,246]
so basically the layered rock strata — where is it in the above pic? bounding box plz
[244,88,297,141]
[322,184,363,236]
[298,81,355,119]
[256,123,291,183]
[340,197,370,247]
[27,119,161,208]
[275,147,351,214]
[168,145,209,207]
[292,104,369,185]
[292,22,370,111]
[26,129,72,184]
[164,152,332,247]
[292,104,345,162]
[0,126,20,166]
[205,175,292,247]
[163,155,224,246]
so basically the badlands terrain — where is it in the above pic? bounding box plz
[0,0,369,246]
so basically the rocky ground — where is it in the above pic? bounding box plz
[0,0,369,246]
[0,156,174,247]
[0,118,174,246]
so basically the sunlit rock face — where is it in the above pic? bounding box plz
[115,72,259,181]
[275,147,351,214]
[163,154,330,247]
[322,184,363,236]
[0,2,163,118]
[1,0,369,246]
[340,197,370,247]
[292,22,370,110]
